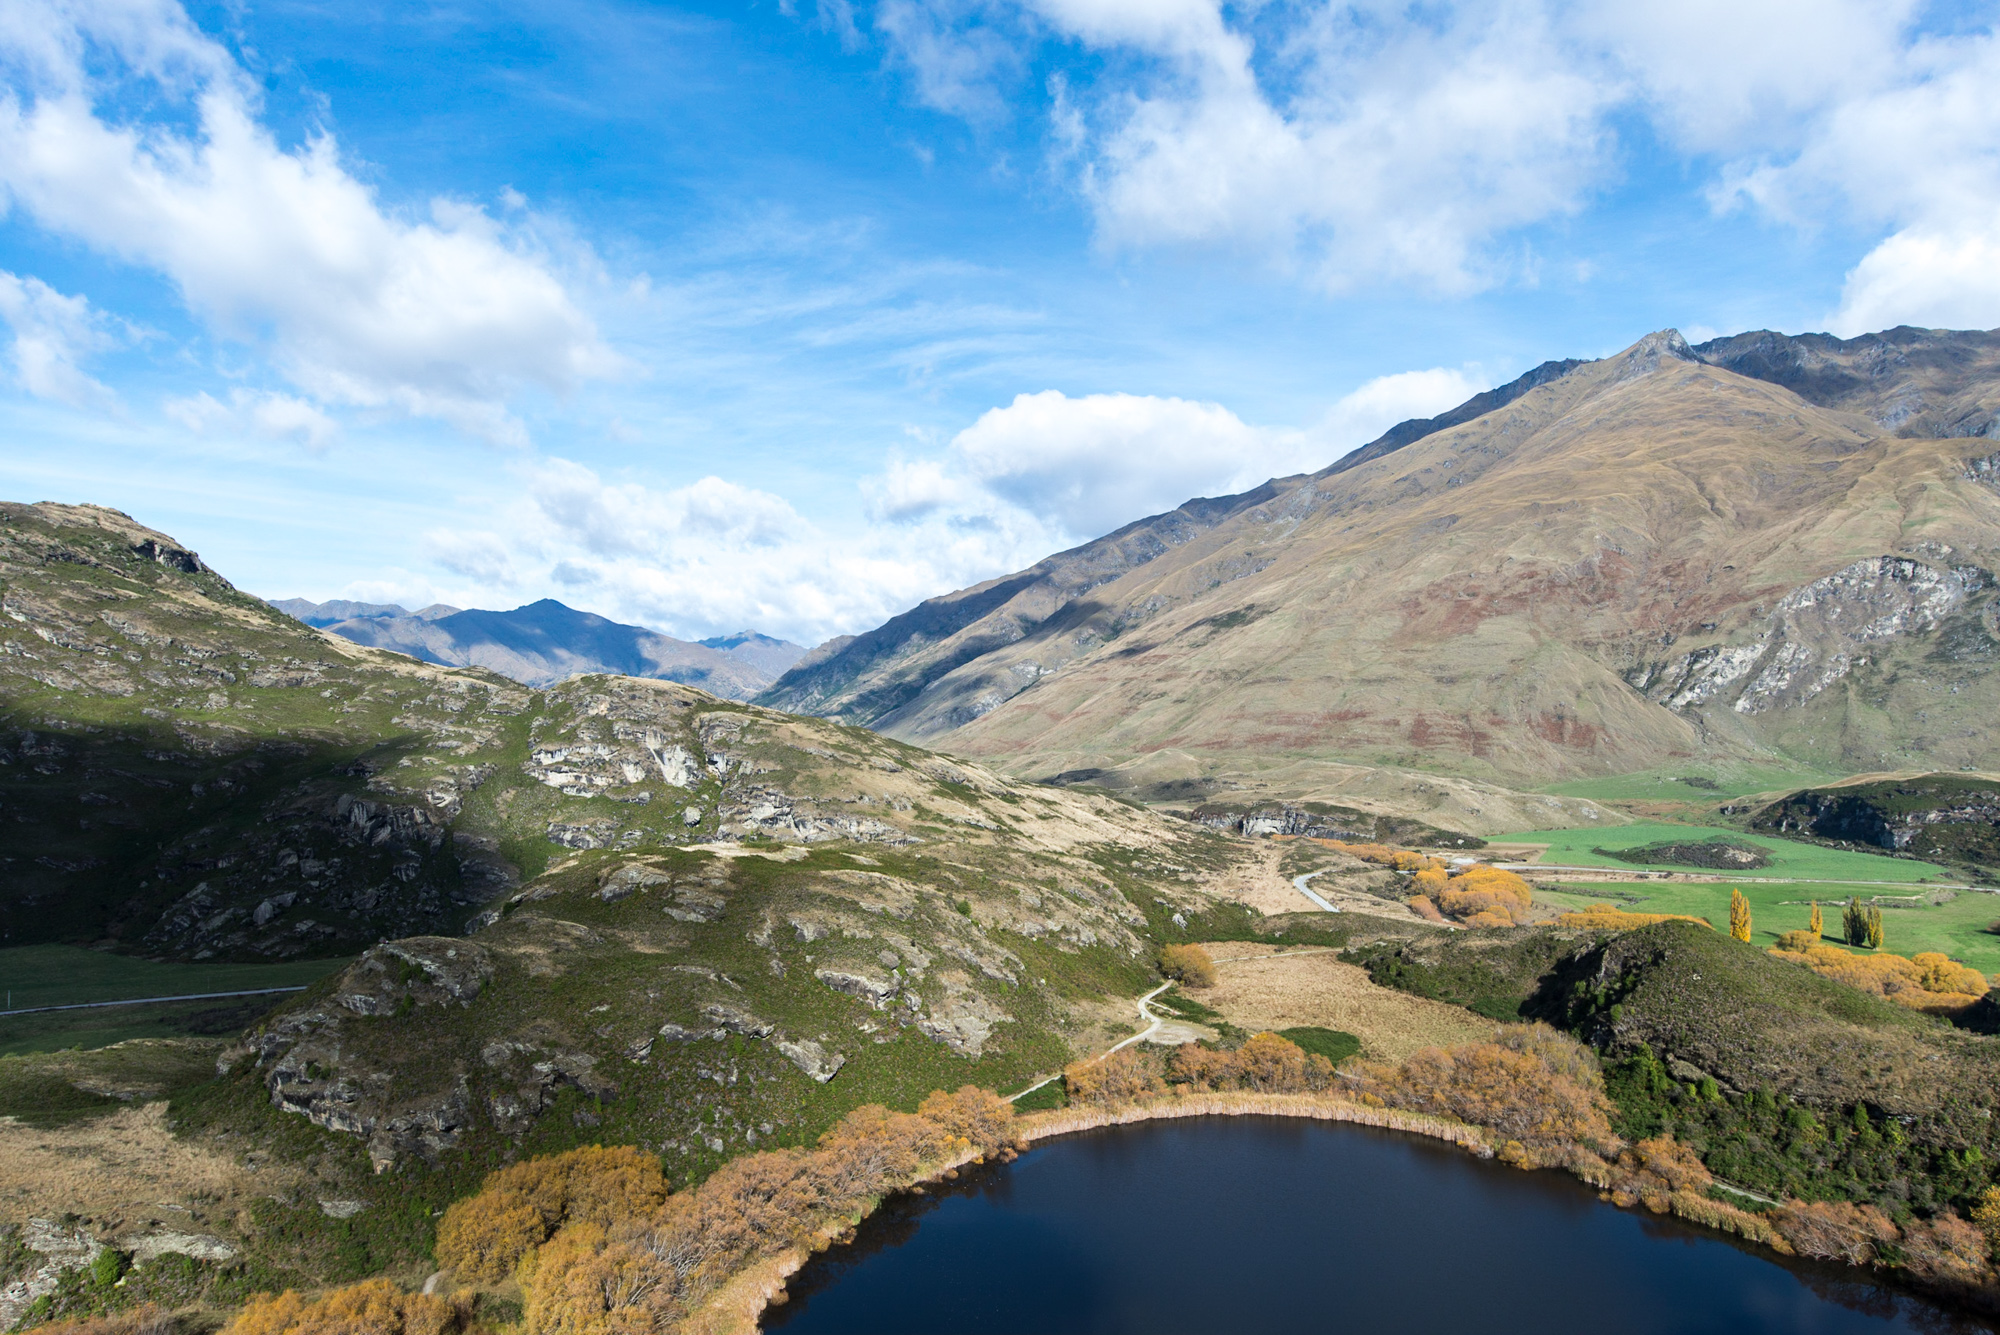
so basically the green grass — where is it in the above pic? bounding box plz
[0,946,349,1011]
[1539,765,1839,803]
[1010,1080,1068,1112]
[1536,881,2000,974]
[1276,1027,1360,1064]
[1495,822,1954,883]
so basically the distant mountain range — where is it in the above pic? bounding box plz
[272,597,805,698]
[760,325,2000,792]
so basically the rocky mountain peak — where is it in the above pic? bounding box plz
[1608,328,1698,383]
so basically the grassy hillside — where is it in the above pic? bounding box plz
[1352,920,2000,1212]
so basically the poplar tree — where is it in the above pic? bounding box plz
[1844,897,1869,947]
[1729,888,1752,942]
[1865,904,1884,950]
[1808,900,1822,939]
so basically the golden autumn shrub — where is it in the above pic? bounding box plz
[437,1145,670,1282]
[1064,1049,1165,1105]
[1354,1024,1616,1160]
[19,1307,173,1335]
[1408,895,1447,923]
[1768,943,1988,1014]
[1899,1213,1995,1288]
[1774,929,1819,952]
[1317,841,1443,873]
[519,1093,1019,1335]
[1608,1136,1712,1213]
[917,1086,1019,1153]
[1435,866,1534,928]
[223,1281,473,1335]
[1557,904,1711,931]
[1157,943,1216,988]
[1771,1200,1901,1266]
[1975,1185,2000,1259]
[1165,1032,1337,1094]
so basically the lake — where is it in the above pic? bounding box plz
[765,1117,1995,1334]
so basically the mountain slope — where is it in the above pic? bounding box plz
[1695,325,2000,439]
[784,329,2000,788]
[2,504,1257,969]
[757,359,1591,730]
[277,597,802,699]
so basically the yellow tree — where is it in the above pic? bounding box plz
[1808,900,1822,939]
[1729,888,1752,943]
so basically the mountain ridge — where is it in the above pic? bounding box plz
[763,324,2000,790]
[274,596,805,699]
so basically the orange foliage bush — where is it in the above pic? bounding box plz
[1607,1136,1712,1213]
[1407,895,1447,923]
[1318,841,1444,873]
[19,1308,173,1335]
[1557,903,1712,931]
[1063,1049,1166,1105]
[1899,1213,1995,1288]
[1771,1200,1901,1266]
[517,1094,1019,1335]
[1975,1185,2000,1258]
[1774,929,1819,952]
[1769,943,1989,1014]
[437,1145,670,1282]
[1354,1025,1616,1160]
[223,1281,473,1335]
[1166,1032,1337,1094]
[1435,866,1534,928]
[1157,943,1216,988]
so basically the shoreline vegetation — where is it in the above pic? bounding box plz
[43,1024,1987,1335]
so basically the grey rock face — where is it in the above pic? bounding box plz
[1637,556,1984,716]
[774,1037,844,1082]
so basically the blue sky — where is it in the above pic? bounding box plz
[1,0,1997,646]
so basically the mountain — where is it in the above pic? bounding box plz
[274,597,805,699]
[271,599,461,625]
[761,326,2000,791]
[698,629,808,677]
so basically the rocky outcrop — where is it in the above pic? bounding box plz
[1749,775,2000,866]
[1635,557,1986,716]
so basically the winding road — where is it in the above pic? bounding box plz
[1006,982,1175,1103]
[1292,869,1339,912]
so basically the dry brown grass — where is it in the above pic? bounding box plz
[0,1102,275,1231]
[1192,943,1495,1062]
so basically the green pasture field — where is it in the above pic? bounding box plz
[0,944,347,1011]
[1494,821,1954,883]
[1535,881,2000,976]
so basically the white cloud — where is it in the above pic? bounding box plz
[876,0,1027,118]
[0,0,619,443]
[1310,367,1487,445]
[872,367,1484,544]
[875,0,2000,327]
[164,387,339,450]
[0,270,119,407]
[312,364,1482,644]
[883,0,1617,292]
[1830,219,2000,336]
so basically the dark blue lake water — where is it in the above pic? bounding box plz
[764,1117,1995,1335]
